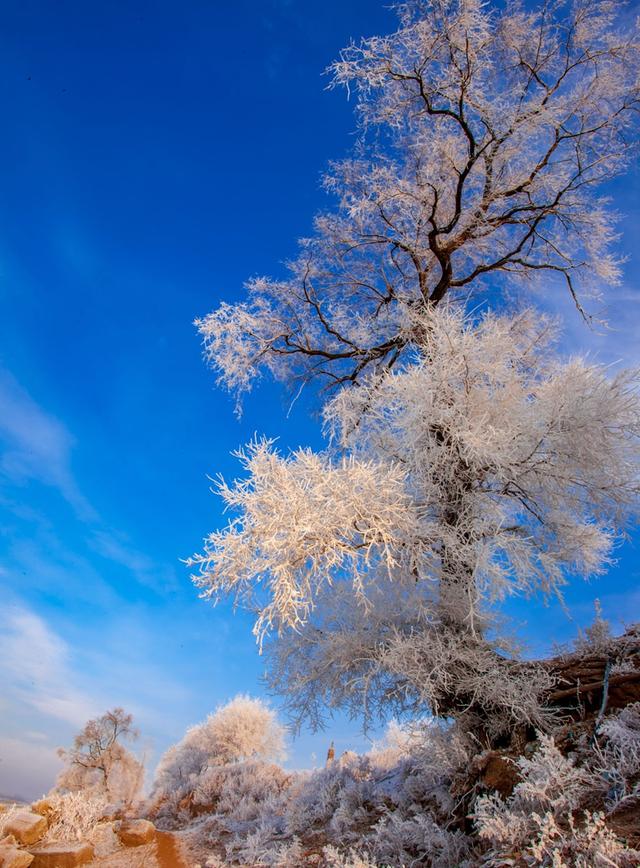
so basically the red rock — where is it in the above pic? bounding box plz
[116,819,155,847]
[3,813,46,847]
[28,842,94,868]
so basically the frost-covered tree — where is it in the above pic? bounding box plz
[192,310,639,730]
[56,708,144,805]
[191,0,640,733]
[195,694,286,765]
[152,695,286,803]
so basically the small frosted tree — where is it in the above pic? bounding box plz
[56,708,144,805]
[190,0,640,733]
[152,695,286,801]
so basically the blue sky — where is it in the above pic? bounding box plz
[0,0,638,801]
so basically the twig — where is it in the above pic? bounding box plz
[590,658,612,747]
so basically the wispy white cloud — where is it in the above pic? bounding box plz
[0,606,100,729]
[0,367,178,592]
[90,530,178,592]
[0,599,199,799]
[0,369,96,520]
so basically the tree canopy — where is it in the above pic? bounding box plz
[197,0,639,400]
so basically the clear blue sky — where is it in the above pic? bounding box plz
[0,0,637,800]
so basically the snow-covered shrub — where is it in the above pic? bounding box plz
[150,694,286,818]
[150,736,210,819]
[321,846,378,868]
[572,600,614,655]
[492,809,638,867]
[593,702,640,809]
[0,804,19,837]
[43,791,109,843]
[226,822,300,866]
[285,752,376,840]
[200,695,286,765]
[370,811,472,867]
[474,733,640,866]
[195,760,292,824]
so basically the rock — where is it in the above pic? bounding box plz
[85,822,119,859]
[0,844,35,867]
[28,842,94,868]
[116,819,155,847]
[3,813,47,846]
[482,752,520,798]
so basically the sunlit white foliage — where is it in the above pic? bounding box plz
[193,308,639,725]
[197,0,640,399]
[195,694,286,765]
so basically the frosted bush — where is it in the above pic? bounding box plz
[593,702,640,809]
[201,761,292,825]
[322,846,378,868]
[282,721,474,865]
[285,753,377,838]
[226,820,281,864]
[370,811,472,867]
[0,804,19,837]
[525,810,638,867]
[474,734,640,866]
[44,791,109,843]
[196,695,286,765]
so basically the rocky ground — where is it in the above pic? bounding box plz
[0,805,195,868]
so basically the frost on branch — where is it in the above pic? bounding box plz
[189,440,419,639]
[193,308,639,726]
[198,0,640,399]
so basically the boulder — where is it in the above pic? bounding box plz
[3,813,46,846]
[0,843,34,867]
[28,842,94,868]
[116,819,155,847]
